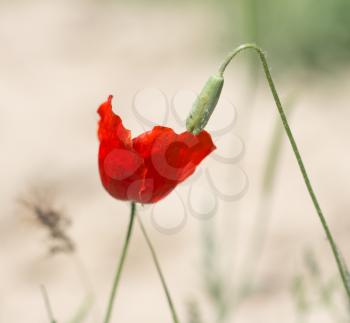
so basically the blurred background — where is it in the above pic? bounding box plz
[1,0,350,322]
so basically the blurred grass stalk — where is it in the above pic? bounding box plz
[41,285,57,323]
[198,101,293,323]
[238,98,295,297]
[68,295,94,323]
[186,300,203,323]
[201,221,231,322]
[291,274,308,323]
[291,250,350,323]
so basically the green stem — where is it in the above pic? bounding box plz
[218,43,350,300]
[137,216,180,323]
[103,202,136,323]
[40,285,57,323]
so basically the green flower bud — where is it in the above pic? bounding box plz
[186,73,224,134]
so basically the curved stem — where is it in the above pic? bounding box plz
[219,43,350,300]
[137,216,180,323]
[103,202,136,323]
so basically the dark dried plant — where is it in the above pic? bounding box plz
[18,185,75,255]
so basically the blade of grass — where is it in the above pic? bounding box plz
[200,221,229,322]
[239,101,295,297]
[40,285,57,323]
[69,253,97,323]
[68,295,93,323]
[186,300,204,323]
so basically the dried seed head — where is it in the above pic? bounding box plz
[19,186,75,255]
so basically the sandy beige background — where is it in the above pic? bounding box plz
[1,1,350,322]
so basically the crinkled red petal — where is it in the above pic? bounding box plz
[133,127,215,203]
[97,95,132,147]
[98,96,216,204]
[98,96,145,201]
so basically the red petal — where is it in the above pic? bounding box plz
[98,96,146,201]
[98,97,215,204]
[97,95,132,147]
[133,127,215,203]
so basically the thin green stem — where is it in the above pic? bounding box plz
[137,216,180,323]
[103,202,136,323]
[218,43,350,300]
[40,285,57,323]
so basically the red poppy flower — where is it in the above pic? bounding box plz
[97,95,216,204]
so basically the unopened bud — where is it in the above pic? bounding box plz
[186,73,224,134]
